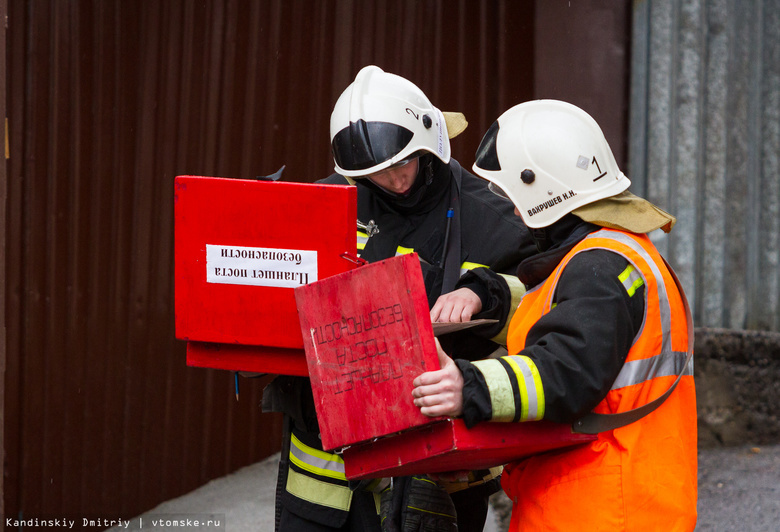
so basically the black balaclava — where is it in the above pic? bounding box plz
[353,154,451,215]
[516,214,599,287]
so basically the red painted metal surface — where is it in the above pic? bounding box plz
[342,418,597,480]
[296,253,597,473]
[295,254,441,450]
[174,175,356,372]
[186,341,308,376]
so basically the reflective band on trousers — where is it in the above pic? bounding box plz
[286,468,352,511]
[289,434,346,480]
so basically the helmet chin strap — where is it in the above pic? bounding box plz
[422,157,434,185]
[531,227,554,252]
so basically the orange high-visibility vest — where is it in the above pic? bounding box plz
[503,229,697,531]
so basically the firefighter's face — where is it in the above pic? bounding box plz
[366,158,419,195]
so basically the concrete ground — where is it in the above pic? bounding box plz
[694,444,779,531]
[111,443,779,532]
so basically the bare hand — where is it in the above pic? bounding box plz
[430,288,482,323]
[412,339,464,417]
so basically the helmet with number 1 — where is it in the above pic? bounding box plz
[330,65,451,178]
[473,100,630,229]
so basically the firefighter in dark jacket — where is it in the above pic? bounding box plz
[411,100,697,531]
[263,66,537,532]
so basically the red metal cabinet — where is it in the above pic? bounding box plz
[174,175,356,375]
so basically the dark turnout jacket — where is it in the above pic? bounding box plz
[265,157,536,530]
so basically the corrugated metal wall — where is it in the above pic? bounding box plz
[5,1,291,517]
[0,0,7,523]
[4,0,553,521]
[630,0,780,331]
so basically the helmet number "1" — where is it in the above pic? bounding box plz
[592,157,607,182]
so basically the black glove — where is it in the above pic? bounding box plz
[380,476,458,532]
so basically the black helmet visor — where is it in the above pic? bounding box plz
[474,120,502,171]
[332,119,414,172]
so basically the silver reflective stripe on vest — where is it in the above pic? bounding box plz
[584,230,689,391]
[611,350,693,389]
[588,230,674,355]
[572,239,695,434]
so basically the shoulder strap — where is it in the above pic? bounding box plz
[441,161,463,294]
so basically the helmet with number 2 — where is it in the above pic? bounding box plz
[473,100,630,229]
[330,65,451,178]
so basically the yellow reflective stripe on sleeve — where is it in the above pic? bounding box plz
[471,359,516,421]
[618,264,645,297]
[357,231,368,251]
[491,273,526,345]
[502,356,529,420]
[459,261,487,276]
[286,468,353,511]
[289,434,346,480]
[504,355,545,421]
[395,245,414,256]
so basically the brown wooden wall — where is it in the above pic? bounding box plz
[3,0,629,522]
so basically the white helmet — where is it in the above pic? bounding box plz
[472,100,630,228]
[330,65,451,178]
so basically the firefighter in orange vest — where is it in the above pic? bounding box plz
[413,99,698,531]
